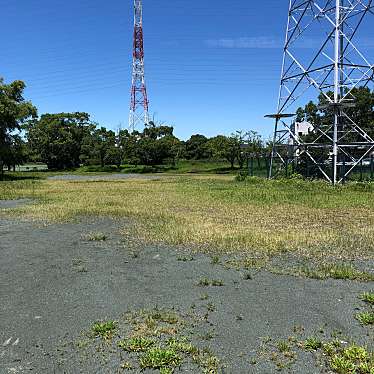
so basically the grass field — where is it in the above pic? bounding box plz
[1,175,374,261]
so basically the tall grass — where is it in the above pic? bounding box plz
[1,176,374,258]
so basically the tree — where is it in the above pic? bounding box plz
[185,134,209,160]
[206,135,237,169]
[26,112,94,170]
[295,87,374,178]
[4,135,27,171]
[0,78,36,179]
[81,127,116,167]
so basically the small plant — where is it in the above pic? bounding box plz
[92,321,116,339]
[211,256,220,265]
[139,347,181,370]
[197,278,224,287]
[329,344,373,373]
[200,354,220,373]
[235,171,247,182]
[167,338,198,355]
[277,341,291,353]
[304,337,322,351]
[76,265,88,273]
[120,361,133,370]
[118,337,154,352]
[200,293,209,300]
[211,279,224,286]
[356,311,374,325]
[151,310,179,324]
[87,232,107,241]
[360,292,374,305]
[243,272,252,280]
[177,256,194,262]
[206,303,216,312]
[159,368,173,374]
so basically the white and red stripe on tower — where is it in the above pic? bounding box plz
[129,0,150,132]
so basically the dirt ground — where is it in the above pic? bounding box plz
[0,200,373,373]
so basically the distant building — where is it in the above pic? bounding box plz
[289,121,314,145]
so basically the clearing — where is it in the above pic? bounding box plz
[0,174,373,373]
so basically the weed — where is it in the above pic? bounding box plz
[211,256,220,265]
[87,232,107,241]
[293,264,374,282]
[177,256,194,262]
[120,361,133,370]
[200,293,209,300]
[167,338,198,355]
[304,337,322,351]
[139,347,181,370]
[277,341,291,353]
[76,339,89,349]
[151,310,179,324]
[360,292,374,305]
[159,368,173,374]
[328,344,373,374]
[206,303,216,312]
[76,265,88,273]
[356,311,374,325]
[92,321,116,339]
[211,279,224,286]
[198,278,224,287]
[243,272,252,280]
[118,337,154,352]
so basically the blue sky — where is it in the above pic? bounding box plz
[2,0,373,140]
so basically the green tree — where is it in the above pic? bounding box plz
[185,134,209,159]
[0,78,36,179]
[26,112,94,170]
[295,87,374,178]
[81,127,116,167]
[206,135,238,169]
[134,123,181,166]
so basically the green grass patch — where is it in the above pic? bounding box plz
[139,347,181,370]
[86,232,107,241]
[304,337,322,351]
[2,176,374,259]
[92,321,116,339]
[356,311,374,326]
[118,337,154,352]
[360,292,374,305]
[328,343,374,374]
[291,264,374,282]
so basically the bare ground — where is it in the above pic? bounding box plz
[0,201,373,373]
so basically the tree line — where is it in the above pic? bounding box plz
[0,78,269,177]
[1,77,373,179]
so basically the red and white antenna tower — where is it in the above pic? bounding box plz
[129,0,150,132]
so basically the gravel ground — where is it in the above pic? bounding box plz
[47,174,161,181]
[0,199,33,210]
[0,201,373,373]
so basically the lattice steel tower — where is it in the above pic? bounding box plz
[268,0,374,184]
[129,0,150,132]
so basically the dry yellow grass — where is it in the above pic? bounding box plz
[1,175,374,258]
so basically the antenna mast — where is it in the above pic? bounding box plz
[129,0,150,132]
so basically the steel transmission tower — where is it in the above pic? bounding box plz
[129,0,150,132]
[268,0,374,184]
